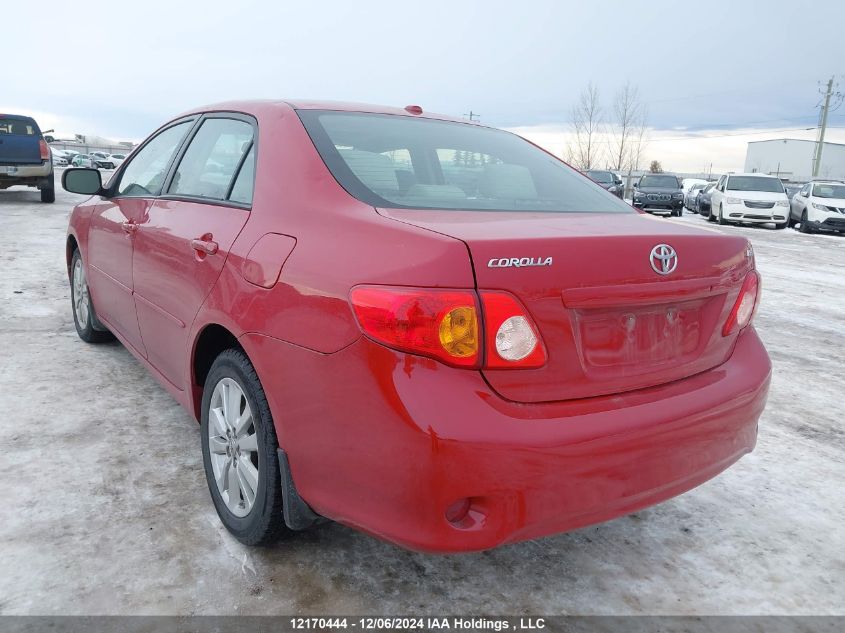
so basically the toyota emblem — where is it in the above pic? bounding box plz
[650,244,678,275]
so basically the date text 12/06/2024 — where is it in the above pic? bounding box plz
[289,618,547,630]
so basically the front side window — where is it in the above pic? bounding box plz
[299,111,632,214]
[726,176,784,193]
[813,183,845,198]
[168,118,253,201]
[117,121,192,197]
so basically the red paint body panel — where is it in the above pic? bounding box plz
[67,99,772,552]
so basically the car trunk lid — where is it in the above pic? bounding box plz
[378,208,753,402]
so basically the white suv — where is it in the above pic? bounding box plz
[789,180,845,234]
[709,173,790,229]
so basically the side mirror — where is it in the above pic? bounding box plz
[62,168,104,195]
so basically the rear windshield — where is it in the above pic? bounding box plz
[0,117,39,136]
[298,111,632,213]
[727,176,784,193]
[639,175,680,188]
[813,183,845,198]
[585,170,614,183]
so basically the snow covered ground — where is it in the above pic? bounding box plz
[0,179,843,615]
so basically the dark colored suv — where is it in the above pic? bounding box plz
[0,114,55,202]
[585,170,624,198]
[633,173,684,216]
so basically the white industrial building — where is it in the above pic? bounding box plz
[744,138,845,182]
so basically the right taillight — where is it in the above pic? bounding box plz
[480,291,547,368]
[349,286,546,369]
[723,271,760,336]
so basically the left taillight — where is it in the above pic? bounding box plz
[39,139,50,161]
[723,271,760,336]
[350,286,547,369]
[350,286,480,368]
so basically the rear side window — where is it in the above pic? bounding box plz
[299,111,632,214]
[228,146,256,204]
[169,118,254,201]
[117,121,192,197]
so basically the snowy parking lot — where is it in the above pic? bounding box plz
[0,174,843,615]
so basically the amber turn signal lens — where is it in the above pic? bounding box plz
[438,306,478,358]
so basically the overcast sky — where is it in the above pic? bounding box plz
[5,0,845,171]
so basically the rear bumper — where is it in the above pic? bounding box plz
[245,327,771,553]
[0,161,53,188]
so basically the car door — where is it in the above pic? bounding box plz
[85,120,194,356]
[711,175,726,212]
[791,183,810,221]
[132,114,256,389]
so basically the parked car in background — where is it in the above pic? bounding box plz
[696,182,717,215]
[90,152,115,169]
[684,182,707,210]
[788,180,845,233]
[58,148,80,163]
[0,113,55,202]
[708,173,789,229]
[108,153,127,168]
[62,99,770,553]
[71,154,97,168]
[784,183,803,200]
[50,148,69,167]
[632,173,685,216]
[584,169,624,198]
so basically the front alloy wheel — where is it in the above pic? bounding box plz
[70,250,113,343]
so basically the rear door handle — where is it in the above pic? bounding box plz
[121,221,138,234]
[191,237,218,255]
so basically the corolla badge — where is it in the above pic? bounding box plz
[488,256,553,268]
[649,244,678,275]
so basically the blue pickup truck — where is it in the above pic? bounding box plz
[0,114,55,203]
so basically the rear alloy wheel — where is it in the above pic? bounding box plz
[70,250,114,343]
[201,349,289,545]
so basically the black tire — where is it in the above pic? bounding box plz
[41,172,56,203]
[70,249,114,343]
[800,210,814,234]
[201,349,289,546]
[717,205,728,225]
[773,221,787,230]
[788,214,797,228]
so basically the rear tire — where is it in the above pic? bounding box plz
[41,173,55,203]
[201,349,289,546]
[70,250,114,343]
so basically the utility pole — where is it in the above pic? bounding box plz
[463,110,480,122]
[812,76,838,178]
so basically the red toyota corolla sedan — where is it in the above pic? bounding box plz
[62,100,771,552]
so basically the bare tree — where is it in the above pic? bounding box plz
[566,82,602,170]
[649,160,664,173]
[608,82,643,171]
[628,106,649,172]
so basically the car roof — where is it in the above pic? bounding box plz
[728,173,780,178]
[178,99,476,126]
